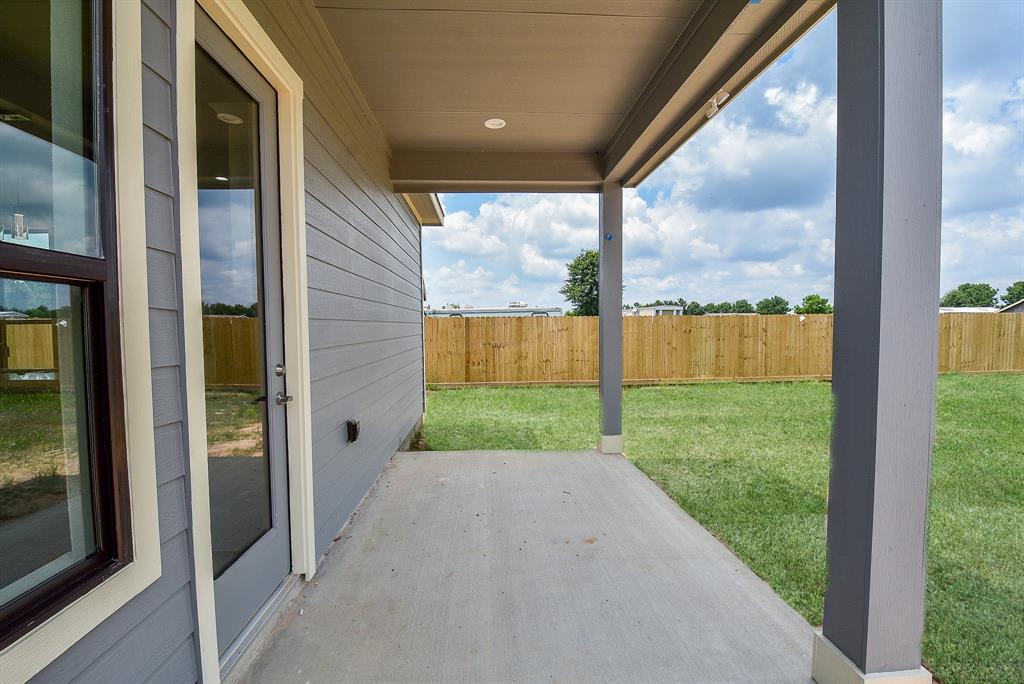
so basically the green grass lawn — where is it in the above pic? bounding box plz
[420,373,1024,684]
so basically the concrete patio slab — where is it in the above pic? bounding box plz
[240,451,814,683]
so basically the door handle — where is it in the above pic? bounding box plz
[275,392,293,406]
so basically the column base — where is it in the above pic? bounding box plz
[599,434,624,454]
[812,631,932,684]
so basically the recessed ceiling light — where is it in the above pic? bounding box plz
[217,112,243,125]
[215,176,229,181]
[484,118,506,130]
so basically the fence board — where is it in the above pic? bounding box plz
[3,314,1019,390]
[425,313,1023,386]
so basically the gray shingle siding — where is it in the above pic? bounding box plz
[30,2,199,681]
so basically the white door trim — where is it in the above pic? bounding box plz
[175,1,312,681]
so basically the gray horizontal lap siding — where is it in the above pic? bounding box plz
[31,1,200,681]
[30,0,423,677]
[241,0,425,555]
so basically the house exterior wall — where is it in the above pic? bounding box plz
[240,0,426,555]
[31,1,201,681]
[23,0,425,680]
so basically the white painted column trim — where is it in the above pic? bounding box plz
[599,434,625,455]
[812,632,932,684]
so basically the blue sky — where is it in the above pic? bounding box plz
[424,2,1024,309]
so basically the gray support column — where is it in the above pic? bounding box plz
[813,2,942,683]
[598,181,623,454]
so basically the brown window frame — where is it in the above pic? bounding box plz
[0,0,132,649]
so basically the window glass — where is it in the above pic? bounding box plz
[0,277,97,606]
[0,0,102,257]
[195,46,272,577]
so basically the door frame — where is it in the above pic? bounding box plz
[176,1,313,682]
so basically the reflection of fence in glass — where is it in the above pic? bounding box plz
[0,319,60,391]
[202,315,261,390]
[1,316,262,392]
[425,313,1024,386]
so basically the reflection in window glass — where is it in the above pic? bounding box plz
[0,0,101,257]
[195,46,272,577]
[0,277,96,606]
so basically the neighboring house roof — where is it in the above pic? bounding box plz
[998,299,1024,313]
[938,307,999,313]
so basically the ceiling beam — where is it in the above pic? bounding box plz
[391,150,604,193]
[603,0,834,188]
[602,0,748,184]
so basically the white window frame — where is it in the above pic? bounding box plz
[176,1,313,681]
[0,2,162,680]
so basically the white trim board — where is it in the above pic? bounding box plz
[599,434,625,455]
[811,631,933,684]
[176,1,312,682]
[0,2,161,680]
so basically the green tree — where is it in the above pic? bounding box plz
[202,301,258,317]
[755,296,791,315]
[15,305,57,319]
[703,302,733,314]
[794,294,833,314]
[560,249,600,316]
[1003,281,1024,306]
[684,300,705,315]
[732,299,755,313]
[939,282,998,308]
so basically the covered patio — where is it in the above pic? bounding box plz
[243,0,943,681]
[238,450,814,683]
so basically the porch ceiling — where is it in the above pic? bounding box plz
[314,0,834,192]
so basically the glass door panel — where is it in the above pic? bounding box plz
[195,7,289,656]
[196,46,271,577]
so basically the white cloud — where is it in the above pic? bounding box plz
[943,99,1013,156]
[423,11,1022,310]
[425,210,506,255]
[519,244,565,279]
[424,260,522,306]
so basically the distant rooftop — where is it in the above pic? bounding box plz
[939,307,999,314]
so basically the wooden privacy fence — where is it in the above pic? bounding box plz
[3,314,1021,390]
[425,313,1024,386]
